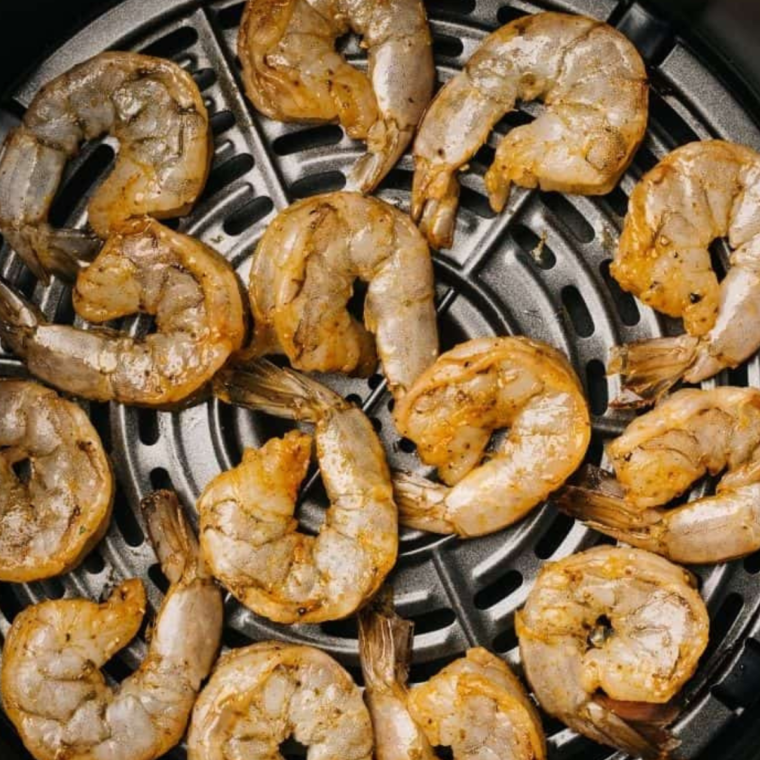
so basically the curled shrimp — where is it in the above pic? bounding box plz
[608,141,760,406]
[188,642,372,760]
[249,192,437,397]
[0,379,112,582]
[208,358,397,623]
[516,546,709,759]
[412,11,647,249]
[391,336,590,537]
[238,0,434,192]
[359,595,546,760]
[558,386,760,563]
[0,490,223,760]
[0,217,245,406]
[0,52,211,282]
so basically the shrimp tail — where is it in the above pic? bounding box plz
[0,277,42,355]
[411,159,459,250]
[608,335,699,408]
[392,470,454,534]
[346,121,409,194]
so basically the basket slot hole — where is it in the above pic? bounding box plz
[140,27,199,59]
[474,569,522,610]
[210,110,236,137]
[103,654,133,685]
[216,2,246,29]
[473,143,495,171]
[704,592,744,661]
[378,168,413,192]
[83,549,106,575]
[368,373,384,390]
[410,607,456,634]
[321,616,358,639]
[728,362,749,387]
[586,359,608,415]
[497,6,529,24]
[561,736,614,760]
[633,144,659,174]
[512,223,555,270]
[0,586,24,624]
[290,171,346,199]
[137,409,160,446]
[459,186,496,219]
[281,738,308,759]
[541,193,594,243]
[16,268,37,299]
[605,185,629,218]
[397,437,416,454]
[114,489,144,547]
[409,652,464,683]
[273,125,343,156]
[426,0,475,18]
[149,467,174,492]
[36,577,65,599]
[193,68,217,92]
[650,92,700,147]
[585,433,604,467]
[535,511,574,559]
[433,33,464,60]
[223,626,254,649]
[371,417,382,433]
[54,290,76,325]
[224,195,274,236]
[203,154,255,199]
[434,747,454,760]
[494,109,533,134]
[89,401,112,453]
[492,623,518,653]
[148,562,170,594]
[562,285,594,337]
[600,259,640,326]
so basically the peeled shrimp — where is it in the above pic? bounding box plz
[0,52,211,282]
[238,0,433,192]
[609,141,760,406]
[249,192,437,397]
[516,546,709,759]
[392,336,590,537]
[1,490,223,760]
[359,597,545,760]
[558,386,760,563]
[208,358,397,623]
[188,641,372,760]
[0,217,245,406]
[412,11,647,249]
[0,379,112,582]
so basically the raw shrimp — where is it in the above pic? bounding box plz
[0,217,245,406]
[516,546,709,759]
[558,386,760,563]
[249,192,437,397]
[1,490,223,760]
[412,11,647,249]
[0,51,211,282]
[359,596,545,760]
[609,141,760,406]
[392,336,590,537]
[188,641,373,760]
[0,379,112,582]
[208,358,397,623]
[238,0,434,192]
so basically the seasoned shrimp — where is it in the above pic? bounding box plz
[359,596,545,760]
[412,11,647,249]
[1,490,223,760]
[0,217,245,406]
[238,0,433,192]
[0,379,112,582]
[208,358,397,623]
[0,52,211,282]
[558,387,760,563]
[249,192,437,397]
[188,641,372,760]
[609,141,760,406]
[392,336,590,536]
[516,546,709,759]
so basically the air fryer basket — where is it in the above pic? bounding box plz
[2,1,760,758]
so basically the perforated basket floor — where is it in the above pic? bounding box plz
[2,1,760,758]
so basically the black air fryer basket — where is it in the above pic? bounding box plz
[1,1,760,758]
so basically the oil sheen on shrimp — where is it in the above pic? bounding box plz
[209,358,397,623]
[238,0,433,192]
[0,217,245,406]
[249,192,437,397]
[0,52,211,282]
[1,490,223,760]
[392,336,590,536]
[188,641,373,760]
[608,141,760,406]
[412,11,648,249]
[558,387,760,563]
[516,546,709,759]
[0,379,112,582]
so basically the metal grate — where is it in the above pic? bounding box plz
[2,1,760,758]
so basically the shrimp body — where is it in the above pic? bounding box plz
[412,12,647,248]
[208,359,398,623]
[609,141,760,406]
[0,218,245,406]
[188,642,373,760]
[249,192,437,397]
[392,336,590,536]
[238,0,433,192]
[0,379,112,582]
[1,491,223,760]
[516,546,709,759]
[0,52,211,282]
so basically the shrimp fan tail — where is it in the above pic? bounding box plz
[0,277,43,356]
[392,470,454,534]
[346,122,407,194]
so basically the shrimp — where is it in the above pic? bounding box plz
[0,490,223,760]
[359,594,545,760]
[516,546,709,759]
[608,141,760,406]
[188,641,372,760]
[249,192,437,397]
[391,336,590,537]
[557,386,760,563]
[0,217,245,406]
[0,51,211,283]
[0,379,112,582]
[207,358,397,623]
[411,11,647,249]
[238,0,434,193]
